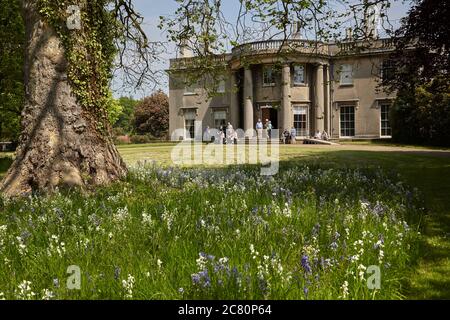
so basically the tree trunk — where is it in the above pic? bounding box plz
[0,1,127,197]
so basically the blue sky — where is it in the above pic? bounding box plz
[114,0,413,98]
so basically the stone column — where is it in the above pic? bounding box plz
[230,71,239,128]
[243,67,254,135]
[281,63,292,132]
[315,64,325,132]
[324,64,331,133]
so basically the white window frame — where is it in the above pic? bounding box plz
[184,80,196,95]
[184,109,197,140]
[293,65,306,86]
[339,64,353,86]
[213,110,227,129]
[380,103,392,138]
[293,105,309,137]
[262,65,276,87]
[339,105,356,138]
[381,59,395,84]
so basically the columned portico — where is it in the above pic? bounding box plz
[315,64,325,132]
[243,67,254,134]
[281,64,292,132]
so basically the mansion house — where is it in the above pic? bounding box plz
[168,37,396,141]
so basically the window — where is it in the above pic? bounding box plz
[217,79,226,93]
[381,59,395,83]
[214,110,227,129]
[380,104,392,137]
[340,64,353,85]
[184,109,196,139]
[263,66,276,86]
[184,80,196,95]
[340,105,355,137]
[293,65,305,85]
[293,106,309,137]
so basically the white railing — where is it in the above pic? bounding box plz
[232,39,329,56]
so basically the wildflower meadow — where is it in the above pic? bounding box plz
[0,163,422,300]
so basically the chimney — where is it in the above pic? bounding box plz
[179,39,193,58]
[291,21,303,39]
[346,28,353,41]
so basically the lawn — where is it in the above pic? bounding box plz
[0,143,449,299]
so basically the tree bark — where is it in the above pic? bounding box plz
[1,1,127,197]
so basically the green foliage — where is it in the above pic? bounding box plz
[0,164,421,299]
[106,92,123,125]
[0,0,25,141]
[388,0,450,146]
[133,90,169,138]
[391,77,450,146]
[36,0,119,134]
[113,96,139,134]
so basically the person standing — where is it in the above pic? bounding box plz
[204,126,211,143]
[226,122,234,144]
[256,119,263,139]
[290,127,297,144]
[266,121,273,139]
[283,129,290,144]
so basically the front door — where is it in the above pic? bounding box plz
[261,107,278,129]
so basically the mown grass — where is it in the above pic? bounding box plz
[0,143,449,299]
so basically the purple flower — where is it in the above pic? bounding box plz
[330,242,338,251]
[191,273,201,285]
[301,255,312,274]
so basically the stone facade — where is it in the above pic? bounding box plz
[168,38,396,140]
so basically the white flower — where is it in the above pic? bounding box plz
[16,236,27,255]
[17,280,36,300]
[196,254,207,270]
[142,212,153,226]
[357,264,367,281]
[41,289,55,300]
[339,281,349,299]
[122,274,135,299]
[379,249,385,264]
[157,259,163,269]
[113,207,129,223]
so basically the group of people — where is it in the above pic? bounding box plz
[204,123,238,144]
[282,127,297,144]
[313,130,330,141]
[255,119,273,139]
[203,120,330,144]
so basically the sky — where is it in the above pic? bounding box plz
[113,0,413,98]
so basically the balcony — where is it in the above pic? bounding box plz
[334,38,396,55]
[231,39,330,57]
[169,54,230,70]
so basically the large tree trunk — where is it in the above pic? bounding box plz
[0,1,127,197]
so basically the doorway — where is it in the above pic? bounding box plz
[261,106,278,129]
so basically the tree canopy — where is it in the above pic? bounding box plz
[388,0,450,146]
